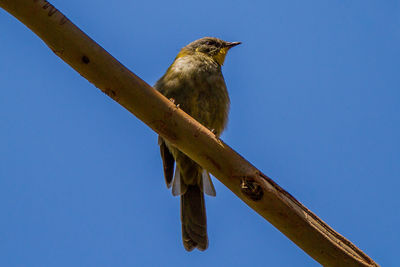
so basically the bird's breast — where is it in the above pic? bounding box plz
[158,56,230,135]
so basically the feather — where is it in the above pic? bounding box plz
[158,136,175,188]
[202,170,216,197]
[172,167,187,196]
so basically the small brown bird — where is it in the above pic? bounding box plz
[155,37,240,251]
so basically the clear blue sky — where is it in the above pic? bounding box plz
[1,1,398,266]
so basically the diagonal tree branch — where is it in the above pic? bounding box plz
[0,0,379,266]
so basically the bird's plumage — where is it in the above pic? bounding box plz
[155,37,239,251]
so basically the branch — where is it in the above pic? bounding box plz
[0,0,379,266]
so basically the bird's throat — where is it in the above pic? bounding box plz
[213,47,229,66]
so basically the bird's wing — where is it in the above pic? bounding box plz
[158,136,175,188]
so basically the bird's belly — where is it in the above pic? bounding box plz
[173,77,229,135]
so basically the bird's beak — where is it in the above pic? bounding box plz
[225,41,241,49]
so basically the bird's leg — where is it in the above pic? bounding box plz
[169,98,180,108]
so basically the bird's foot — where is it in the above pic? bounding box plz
[169,98,180,108]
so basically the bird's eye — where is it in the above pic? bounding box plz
[206,41,215,46]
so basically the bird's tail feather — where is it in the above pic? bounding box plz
[181,185,208,251]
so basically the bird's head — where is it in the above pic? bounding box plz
[178,37,241,66]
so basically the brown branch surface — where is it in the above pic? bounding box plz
[0,0,379,266]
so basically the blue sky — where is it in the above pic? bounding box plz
[1,1,399,266]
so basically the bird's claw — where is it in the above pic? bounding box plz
[169,98,180,108]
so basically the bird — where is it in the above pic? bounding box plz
[155,37,240,251]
